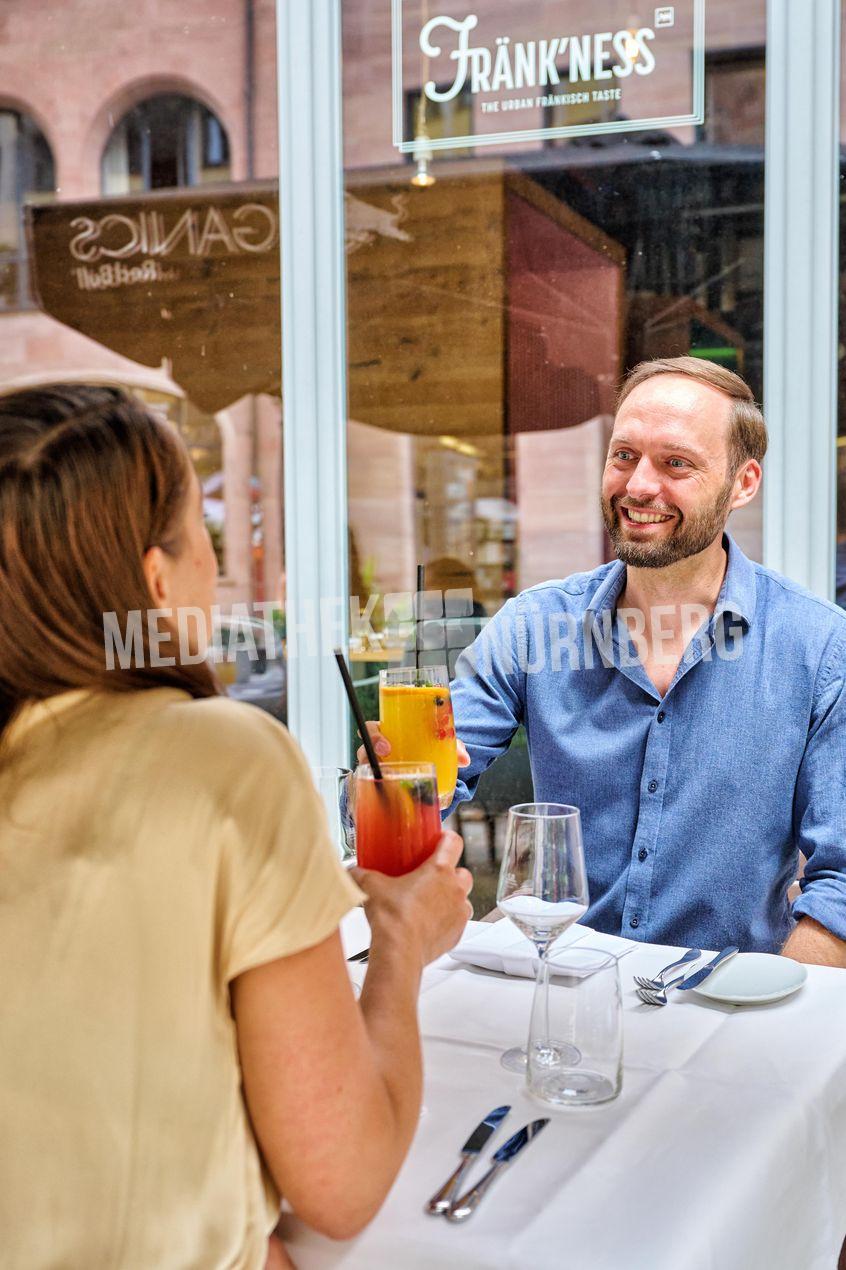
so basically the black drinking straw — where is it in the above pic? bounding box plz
[415,562,425,674]
[333,648,384,781]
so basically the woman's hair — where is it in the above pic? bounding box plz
[0,383,220,741]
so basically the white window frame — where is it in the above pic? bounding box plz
[764,0,840,598]
[277,0,350,773]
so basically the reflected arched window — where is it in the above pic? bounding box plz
[101,94,230,195]
[0,109,55,310]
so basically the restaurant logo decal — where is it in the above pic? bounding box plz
[393,1,705,152]
[66,203,278,293]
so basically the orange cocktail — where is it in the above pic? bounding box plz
[379,667,458,810]
[353,763,441,876]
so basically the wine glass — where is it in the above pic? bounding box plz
[496,803,589,1073]
[313,766,357,863]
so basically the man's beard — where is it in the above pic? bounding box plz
[600,478,734,568]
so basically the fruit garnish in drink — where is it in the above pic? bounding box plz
[434,693,455,742]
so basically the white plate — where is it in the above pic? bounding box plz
[690,953,807,1005]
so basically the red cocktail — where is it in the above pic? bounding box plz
[354,762,441,876]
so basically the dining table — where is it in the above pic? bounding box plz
[282,914,846,1269]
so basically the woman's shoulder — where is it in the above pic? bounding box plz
[116,692,312,830]
[162,692,286,736]
[150,692,301,769]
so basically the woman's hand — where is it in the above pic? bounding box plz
[356,721,471,769]
[350,831,472,967]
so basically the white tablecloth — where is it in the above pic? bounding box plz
[283,920,846,1270]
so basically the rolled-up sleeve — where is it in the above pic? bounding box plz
[447,597,525,812]
[792,633,846,941]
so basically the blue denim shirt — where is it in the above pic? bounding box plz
[450,536,846,952]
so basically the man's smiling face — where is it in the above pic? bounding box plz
[600,374,740,568]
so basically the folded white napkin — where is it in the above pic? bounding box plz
[448,919,637,979]
[340,906,371,959]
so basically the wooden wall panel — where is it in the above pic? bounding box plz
[346,169,506,438]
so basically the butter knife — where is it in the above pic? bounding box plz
[445,1119,549,1223]
[425,1105,510,1215]
[676,945,739,991]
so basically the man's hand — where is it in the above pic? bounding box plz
[356,720,471,769]
[350,831,473,967]
[782,916,846,967]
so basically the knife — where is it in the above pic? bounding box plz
[676,945,739,991]
[425,1105,511,1215]
[445,1119,549,1223]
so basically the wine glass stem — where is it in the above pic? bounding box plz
[534,945,552,1054]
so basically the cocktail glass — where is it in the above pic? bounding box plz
[354,761,441,876]
[379,666,458,811]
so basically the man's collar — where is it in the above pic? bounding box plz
[586,559,627,622]
[713,532,757,628]
[585,533,757,628]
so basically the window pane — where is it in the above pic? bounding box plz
[343,1,765,622]
[4,7,284,721]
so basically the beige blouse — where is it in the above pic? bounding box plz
[0,687,362,1269]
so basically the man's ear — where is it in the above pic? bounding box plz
[730,459,762,512]
[142,546,170,609]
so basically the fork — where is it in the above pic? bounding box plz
[638,946,739,1005]
[633,948,701,993]
[636,972,691,1006]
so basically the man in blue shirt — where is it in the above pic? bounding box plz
[366,357,846,962]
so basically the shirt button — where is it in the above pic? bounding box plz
[657,711,666,723]
[648,780,658,793]
[630,916,640,929]
[638,848,648,861]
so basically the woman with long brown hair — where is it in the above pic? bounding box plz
[0,385,472,1268]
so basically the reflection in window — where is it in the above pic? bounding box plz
[542,78,622,138]
[344,1,768,633]
[181,402,227,574]
[702,49,766,146]
[404,84,474,169]
[138,389,226,573]
[0,110,55,311]
[101,94,231,195]
[542,146,764,427]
